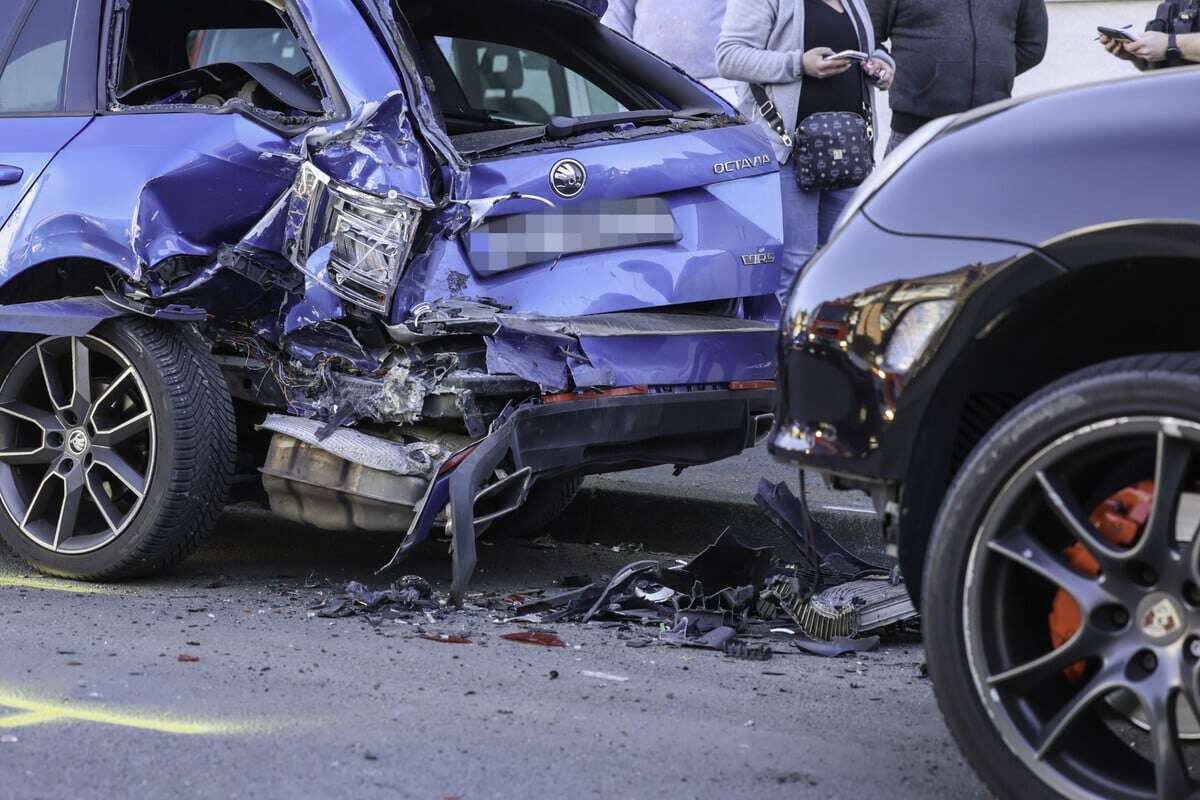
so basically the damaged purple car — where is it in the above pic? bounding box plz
[0,0,782,600]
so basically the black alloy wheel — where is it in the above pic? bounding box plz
[0,333,155,553]
[925,355,1200,800]
[0,319,236,580]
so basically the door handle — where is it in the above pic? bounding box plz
[0,165,23,186]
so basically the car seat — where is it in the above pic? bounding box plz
[480,46,550,123]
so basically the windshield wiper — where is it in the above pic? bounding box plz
[545,109,719,141]
[443,108,520,130]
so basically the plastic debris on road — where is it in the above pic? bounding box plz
[501,631,566,648]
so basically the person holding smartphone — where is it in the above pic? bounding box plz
[717,0,894,298]
[1100,2,1200,68]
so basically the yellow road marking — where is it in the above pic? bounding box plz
[0,576,125,595]
[0,689,253,735]
[0,710,58,728]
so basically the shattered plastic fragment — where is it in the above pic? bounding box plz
[789,636,880,658]
[310,578,436,619]
[723,640,773,661]
[501,631,566,648]
[420,633,472,645]
[581,670,629,683]
[658,530,772,596]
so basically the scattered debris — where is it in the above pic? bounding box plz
[581,670,629,683]
[523,535,559,551]
[300,480,916,673]
[309,577,435,619]
[789,636,881,658]
[724,640,773,662]
[501,631,566,648]
[792,577,917,641]
[420,633,472,645]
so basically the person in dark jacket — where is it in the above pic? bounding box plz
[869,0,1048,153]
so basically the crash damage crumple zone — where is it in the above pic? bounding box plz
[0,0,780,601]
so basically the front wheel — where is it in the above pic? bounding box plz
[0,319,236,580]
[925,355,1200,800]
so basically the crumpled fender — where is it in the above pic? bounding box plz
[0,294,204,337]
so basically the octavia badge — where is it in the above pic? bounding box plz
[550,159,587,199]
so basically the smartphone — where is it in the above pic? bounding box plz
[1098,26,1137,42]
[824,50,870,63]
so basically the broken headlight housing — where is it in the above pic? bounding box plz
[285,163,424,314]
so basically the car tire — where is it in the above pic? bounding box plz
[924,353,1200,800]
[0,318,236,581]
[489,474,584,539]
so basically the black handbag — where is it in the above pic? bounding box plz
[751,4,876,192]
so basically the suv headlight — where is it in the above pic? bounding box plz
[883,299,956,373]
[285,163,424,314]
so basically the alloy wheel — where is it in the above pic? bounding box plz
[966,416,1200,799]
[0,336,155,554]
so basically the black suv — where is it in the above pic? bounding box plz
[773,67,1200,799]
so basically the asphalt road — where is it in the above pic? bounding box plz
[0,446,988,800]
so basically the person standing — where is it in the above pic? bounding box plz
[717,0,894,297]
[869,0,1048,154]
[602,0,743,104]
[1101,1,1200,69]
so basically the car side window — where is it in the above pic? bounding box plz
[0,0,78,114]
[186,28,310,74]
[112,0,327,120]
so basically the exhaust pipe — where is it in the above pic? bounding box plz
[751,413,775,446]
[473,467,533,527]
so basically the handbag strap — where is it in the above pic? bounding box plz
[844,1,875,141]
[749,83,793,149]
[750,1,875,147]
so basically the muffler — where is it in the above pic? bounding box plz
[258,415,458,532]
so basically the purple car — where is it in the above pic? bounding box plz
[0,0,782,599]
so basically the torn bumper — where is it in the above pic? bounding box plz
[506,386,776,476]
[383,386,776,603]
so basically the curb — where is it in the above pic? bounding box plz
[552,483,885,559]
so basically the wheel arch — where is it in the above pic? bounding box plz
[898,252,1200,605]
[0,257,126,304]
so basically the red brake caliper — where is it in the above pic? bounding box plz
[1049,481,1155,682]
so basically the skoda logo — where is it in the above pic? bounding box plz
[66,429,89,457]
[549,159,587,199]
